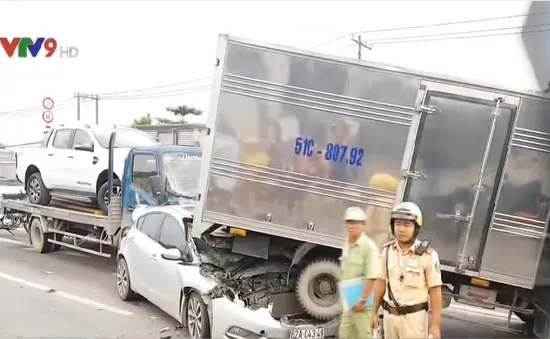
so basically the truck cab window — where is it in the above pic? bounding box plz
[141,213,164,241]
[159,215,187,254]
[72,129,94,149]
[133,153,159,195]
[52,129,74,149]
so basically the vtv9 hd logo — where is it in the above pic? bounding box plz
[0,37,79,58]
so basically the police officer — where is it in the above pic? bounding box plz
[339,206,379,339]
[371,202,443,339]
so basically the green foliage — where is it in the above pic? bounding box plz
[132,105,204,126]
[132,113,153,127]
[165,105,204,123]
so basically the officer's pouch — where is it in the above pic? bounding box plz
[403,266,423,288]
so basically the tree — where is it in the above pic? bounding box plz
[132,113,153,127]
[165,105,203,123]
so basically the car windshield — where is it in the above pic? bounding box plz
[163,151,201,199]
[93,128,156,148]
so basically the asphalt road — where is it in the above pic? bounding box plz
[0,227,185,339]
[0,226,530,339]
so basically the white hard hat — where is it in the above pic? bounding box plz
[391,201,423,227]
[344,206,366,222]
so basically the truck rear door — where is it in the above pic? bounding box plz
[401,81,520,271]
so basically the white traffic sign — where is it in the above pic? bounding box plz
[42,97,54,110]
[42,110,54,124]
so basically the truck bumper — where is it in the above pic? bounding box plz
[211,297,340,339]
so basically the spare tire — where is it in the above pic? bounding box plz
[296,258,342,320]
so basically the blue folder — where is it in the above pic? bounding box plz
[339,277,374,311]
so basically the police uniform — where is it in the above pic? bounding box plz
[378,239,443,338]
[339,232,379,339]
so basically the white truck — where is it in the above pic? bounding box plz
[190,34,550,338]
[15,123,157,214]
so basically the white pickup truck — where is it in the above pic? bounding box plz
[15,123,157,214]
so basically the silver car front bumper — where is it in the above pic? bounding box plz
[210,297,340,339]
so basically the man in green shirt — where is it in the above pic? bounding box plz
[339,206,380,339]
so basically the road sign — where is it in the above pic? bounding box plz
[42,97,54,110]
[42,110,54,124]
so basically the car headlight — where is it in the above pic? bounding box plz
[226,326,263,339]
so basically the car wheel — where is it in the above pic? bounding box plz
[97,179,121,215]
[296,258,342,320]
[26,172,51,206]
[116,256,136,301]
[185,292,210,339]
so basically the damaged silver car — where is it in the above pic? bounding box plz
[117,205,339,339]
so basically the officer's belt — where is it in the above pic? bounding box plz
[381,300,429,316]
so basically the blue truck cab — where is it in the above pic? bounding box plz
[120,145,202,219]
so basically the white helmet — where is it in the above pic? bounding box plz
[344,206,366,222]
[391,201,423,227]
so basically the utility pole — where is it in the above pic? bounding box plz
[77,93,100,124]
[74,92,81,121]
[351,34,371,60]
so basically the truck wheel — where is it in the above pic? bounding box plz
[97,179,121,215]
[296,258,342,320]
[26,172,51,206]
[29,218,54,253]
[185,292,211,338]
[116,256,137,301]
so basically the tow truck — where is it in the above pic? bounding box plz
[0,133,202,257]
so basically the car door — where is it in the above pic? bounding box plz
[147,213,189,319]
[68,129,96,194]
[47,128,75,190]
[123,152,160,211]
[125,212,164,299]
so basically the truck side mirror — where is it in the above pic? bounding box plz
[149,175,163,196]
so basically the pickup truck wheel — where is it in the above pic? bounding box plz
[29,218,54,253]
[185,292,210,339]
[26,173,51,205]
[296,258,342,320]
[97,179,121,215]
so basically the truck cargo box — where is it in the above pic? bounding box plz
[195,34,550,294]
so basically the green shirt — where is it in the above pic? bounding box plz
[340,233,379,281]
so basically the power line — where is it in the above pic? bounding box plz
[0,97,73,116]
[309,10,550,49]
[0,104,75,118]
[100,85,211,100]
[97,76,211,96]
[371,23,550,46]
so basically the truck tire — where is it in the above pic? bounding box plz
[97,179,121,215]
[296,258,342,320]
[26,172,51,206]
[29,218,54,253]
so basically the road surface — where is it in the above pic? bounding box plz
[0,227,185,339]
[0,226,530,338]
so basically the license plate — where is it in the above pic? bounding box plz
[290,328,325,339]
[457,284,498,309]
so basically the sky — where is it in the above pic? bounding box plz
[0,0,543,146]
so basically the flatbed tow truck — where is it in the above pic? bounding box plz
[0,133,202,257]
